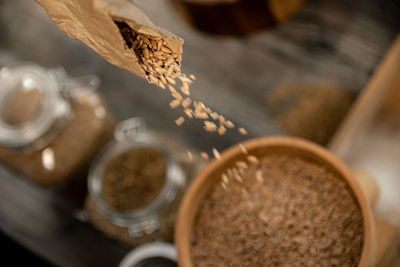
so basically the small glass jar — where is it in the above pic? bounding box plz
[0,62,115,185]
[86,118,186,248]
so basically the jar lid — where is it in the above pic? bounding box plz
[0,63,69,149]
[119,242,177,267]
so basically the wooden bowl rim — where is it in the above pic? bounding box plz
[175,136,375,267]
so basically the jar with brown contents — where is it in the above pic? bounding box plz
[86,118,186,247]
[0,63,115,186]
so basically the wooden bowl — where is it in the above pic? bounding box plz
[175,137,376,267]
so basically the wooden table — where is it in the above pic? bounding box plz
[0,0,399,266]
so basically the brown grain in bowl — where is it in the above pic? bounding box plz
[191,154,364,267]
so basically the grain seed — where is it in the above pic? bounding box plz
[187,151,193,161]
[239,143,248,154]
[247,155,259,164]
[212,148,221,160]
[225,120,234,128]
[222,173,229,184]
[256,169,263,182]
[162,46,172,53]
[168,85,176,92]
[175,116,185,126]
[169,99,181,109]
[179,76,192,84]
[236,161,248,169]
[182,97,192,108]
[204,121,217,132]
[233,168,243,183]
[218,126,226,135]
[238,127,248,135]
[143,48,150,58]
[200,152,209,160]
[184,108,193,118]
[210,112,219,120]
[172,91,183,100]
[180,83,190,95]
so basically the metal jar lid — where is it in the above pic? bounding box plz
[119,242,177,267]
[0,63,69,149]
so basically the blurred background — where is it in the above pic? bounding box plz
[0,0,399,266]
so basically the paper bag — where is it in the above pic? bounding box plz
[36,0,183,80]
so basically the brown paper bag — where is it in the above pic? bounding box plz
[36,0,183,81]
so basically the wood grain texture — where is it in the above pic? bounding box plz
[0,0,399,265]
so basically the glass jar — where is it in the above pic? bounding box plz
[171,0,305,35]
[0,62,115,186]
[86,118,186,248]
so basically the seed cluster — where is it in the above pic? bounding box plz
[115,21,248,158]
[192,154,364,266]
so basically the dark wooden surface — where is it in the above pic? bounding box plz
[0,0,399,266]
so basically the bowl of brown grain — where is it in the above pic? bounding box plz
[175,137,375,267]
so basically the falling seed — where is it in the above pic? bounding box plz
[213,148,221,160]
[166,76,176,85]
[225,120,234,128]
[179,76,192,84]
[160,75,168,85]
[218,115,226,124]
[239,143,248,154]
[168,85,176,92]
[238,127,248,135]
[180,83,190,95]
[175,116,185,126]
[210,112,219,120]
[169,99,181,109]
[204,121,217,132]
[187,151,193,161]
[182,97,192,108]
[236,161,248,169]
[184,108,193,118]
[221,182,228,191]
[233,168,243,183]
[171,91,183,100]
[222,174,229,184]
[218,126,226,135]
[256,169,263,182]
[200,152,209,160]
[247,155,259,164]
[158,81,166,89]
[195,111,209,119]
